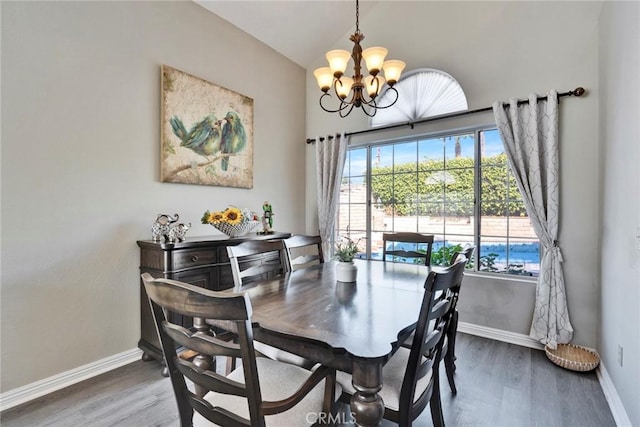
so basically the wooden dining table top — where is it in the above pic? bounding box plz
[232,259,431,361]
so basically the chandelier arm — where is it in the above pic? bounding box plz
[345,87,362,107]
[366,87,400,110]
[331,79,346,102]
[331,79,360,110]
[351,86,371,106]
[358,90,378,107]
[339,103,356,118]
[319,93,353,114]
[360,103,378,117]
[361,75,383,104]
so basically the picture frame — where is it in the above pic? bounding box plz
[160,65,254,188]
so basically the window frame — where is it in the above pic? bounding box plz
[337,123,540,280]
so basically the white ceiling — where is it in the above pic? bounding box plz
[195,1,380,69]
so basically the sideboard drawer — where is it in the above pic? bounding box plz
[173,249,217,270]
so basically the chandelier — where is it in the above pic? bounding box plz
[313,0,406,118]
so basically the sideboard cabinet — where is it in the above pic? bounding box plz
[137,232,291,362]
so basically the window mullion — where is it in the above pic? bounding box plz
[474,130,482,271]
[366,146,372,259]
[442,138,447,247]
[415,140,419,232]
[506,166,511,271]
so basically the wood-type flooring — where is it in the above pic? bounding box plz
[1,333,616,426]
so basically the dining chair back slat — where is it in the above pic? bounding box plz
[383,232,434,266]
[227,240,288,288]
[283,235,325,271]
[450,245,476,267]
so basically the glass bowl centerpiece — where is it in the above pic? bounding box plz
[201,206,260,238]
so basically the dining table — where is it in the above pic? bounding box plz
[214,259,431,427]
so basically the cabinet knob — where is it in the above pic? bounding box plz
[191,255,199,262]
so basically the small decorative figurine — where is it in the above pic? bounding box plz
[259,201,274,234]
[168,222,191,242]
[152,213,179,242]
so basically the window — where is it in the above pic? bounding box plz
[336,128,540,277]
[370,68,468,127]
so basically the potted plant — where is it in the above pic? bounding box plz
[334,235,361,283]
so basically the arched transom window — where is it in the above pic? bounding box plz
[370,68,468,127]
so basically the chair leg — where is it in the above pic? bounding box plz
[449,310,459,371]
[444,310,459,394]
[321,370,337,423]
[444,353,457,395]
[430,376,446,427]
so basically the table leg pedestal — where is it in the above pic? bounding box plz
[350,361,385,427]
[192,317,215,397]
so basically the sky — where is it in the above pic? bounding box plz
[345,129,504,177]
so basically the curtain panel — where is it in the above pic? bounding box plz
[492,91,573,348]
[315,133,348,258]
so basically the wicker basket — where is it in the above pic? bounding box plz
[212,221,260,238]
[545,343,600,372]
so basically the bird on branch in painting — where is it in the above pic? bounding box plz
[219,111,246,171]
[169,114,222,157]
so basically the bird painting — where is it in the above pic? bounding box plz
[161,66,253,188]
[219,111,246,171]
[169,114,222,157]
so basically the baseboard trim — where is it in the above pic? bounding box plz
[596,361,633,427]
[0,348,143,412]
[458,322,545,350]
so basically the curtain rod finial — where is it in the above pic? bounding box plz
[573,87,586,97]
[306,138,315,144]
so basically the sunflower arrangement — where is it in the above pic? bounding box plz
[201,206,260,237]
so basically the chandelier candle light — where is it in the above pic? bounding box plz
[313,0,406,118]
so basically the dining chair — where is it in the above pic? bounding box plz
[227,240,289,289]
[283,235,325,271]
[450,245,475,266]
[227,239,312,369]
[443,245,475,394]
[141,273,338,427]
[382,232,434,266]
[402,247,473,395]
[337,257,467,427]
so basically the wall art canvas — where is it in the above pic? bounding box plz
[161,65,254,188]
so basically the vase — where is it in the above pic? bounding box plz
[336,261,358,283]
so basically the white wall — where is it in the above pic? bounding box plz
[305,1,603,347]
[0,1,306,392]
[598,2,640,425]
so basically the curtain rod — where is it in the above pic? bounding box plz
[305,87,585,144]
